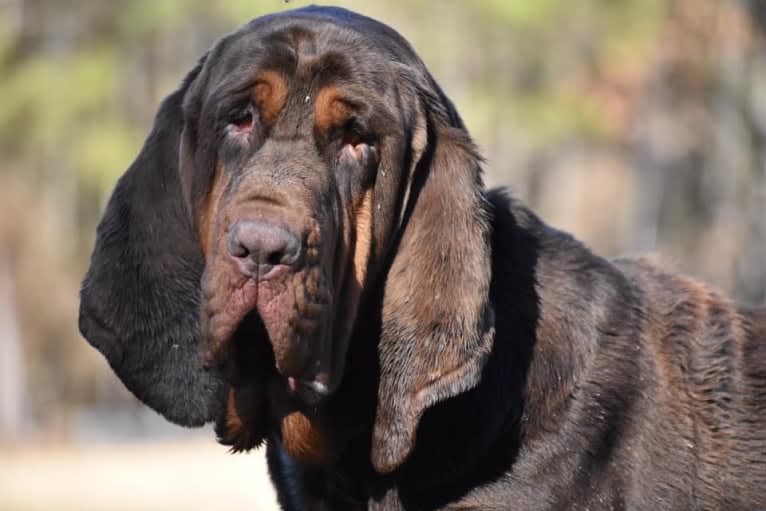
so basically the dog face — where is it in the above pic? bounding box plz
[79,6,494,472]
[187,19,406,403]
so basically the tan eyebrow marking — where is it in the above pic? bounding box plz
[253,70,288,127]
[314,85,354,134]
[197,163,228,256]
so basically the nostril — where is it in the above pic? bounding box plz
[266,250,284,266]
[226,220,302,276]
[227,236,250,259]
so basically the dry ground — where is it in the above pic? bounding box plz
[0,439,279,511]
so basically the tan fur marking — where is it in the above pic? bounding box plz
[280,410,326,464]
[223,388,245,442]
[314,86,353,134]
[253,70,288,126]
[353,189,374,287]
[197,164,228,255]
[332,188,374,352]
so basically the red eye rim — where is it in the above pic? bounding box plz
[342,130,362,147]
[230,106,254,134]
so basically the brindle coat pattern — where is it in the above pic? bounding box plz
[79,6,766,510]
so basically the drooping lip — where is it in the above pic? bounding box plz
[201,277,260,370]
[213,309,272,385]
[206,307,331,406]
[201,271,333,405]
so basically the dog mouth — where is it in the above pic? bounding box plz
[211,310,271,386]
[209,309,332,407]
[201,265,333,405]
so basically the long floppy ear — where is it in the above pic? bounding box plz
[371,99,495,472]
[78,60,225,427]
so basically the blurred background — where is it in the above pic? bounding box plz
[0,0,764,509]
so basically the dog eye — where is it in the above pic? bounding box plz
[342,130,362,147]
[337,121,378,169]
[340,120,372,149]
[229,104,254,134]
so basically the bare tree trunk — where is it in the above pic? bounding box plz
[0,253,24,441]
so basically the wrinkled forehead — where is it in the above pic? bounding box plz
[200,10,418,100]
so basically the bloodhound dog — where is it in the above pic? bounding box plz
[79,6,766,510]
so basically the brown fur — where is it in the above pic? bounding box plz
[372,125,495,472]
[254,70,288,127]
[351,189,374,288]
[222,388,245,444]
[79,7,766,510]
[314,86,354,134]
[197,164,228,255]
[280,411,327,464]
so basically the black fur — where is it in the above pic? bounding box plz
[79,62,226,426]
[80,7,766,510]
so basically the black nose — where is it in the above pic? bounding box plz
[227,220,302,277]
